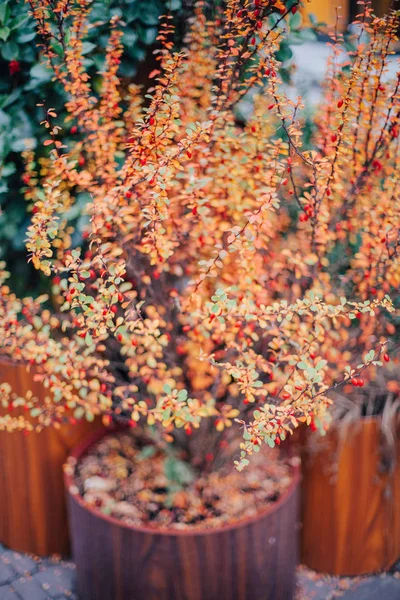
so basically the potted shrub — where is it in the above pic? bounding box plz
[16,0,399,596]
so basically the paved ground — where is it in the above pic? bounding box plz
[1,543,400,600]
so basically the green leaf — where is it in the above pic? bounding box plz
[164,456,194,486]
[81,41,96,55]
[1,40,18,60]
[10,14,30,31]
[289,10,302,30]
[0,26,10,41]
[74,407,85,420]
[137,445,156,460]
[30,63,52,82]
[275,43,293,63]
[315,360,327,371]
[177,389,188,401]
[0,2,10,25]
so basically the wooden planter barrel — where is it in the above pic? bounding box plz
[0,359,104,556]
[301,416,400,575]
[65,430,301,600]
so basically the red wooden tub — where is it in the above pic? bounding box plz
[65,429,300,600]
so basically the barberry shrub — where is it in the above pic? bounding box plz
[1,0,398,471]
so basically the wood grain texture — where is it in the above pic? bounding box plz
[66,430,300,600]
[0,359,104,556]
[301,417,400,575]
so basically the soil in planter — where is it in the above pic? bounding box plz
[70,431,293,530]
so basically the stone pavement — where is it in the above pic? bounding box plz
[0,545,76,600]
[1,543,400,600]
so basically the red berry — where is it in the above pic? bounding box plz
[9,60,20,76]
[78,156,85,167]
[337,99,344,108]
[70,125,78,135]
[126,190,132,199]
[149,116,155,126]
[100,383,107,393]
[384,353,390,363]
[111,305,118,314]
[89,269,96,278]
[117,333,123,342]
[351,377,358,386]
[291,6,297,14]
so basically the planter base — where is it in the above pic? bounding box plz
[0,360,104,556]
[301,418,400,575]
[66,431,301,600]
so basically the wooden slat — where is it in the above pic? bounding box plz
[0,359,104,556]
[301,418,400,575]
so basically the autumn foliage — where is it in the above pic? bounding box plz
[0,0,399,470]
